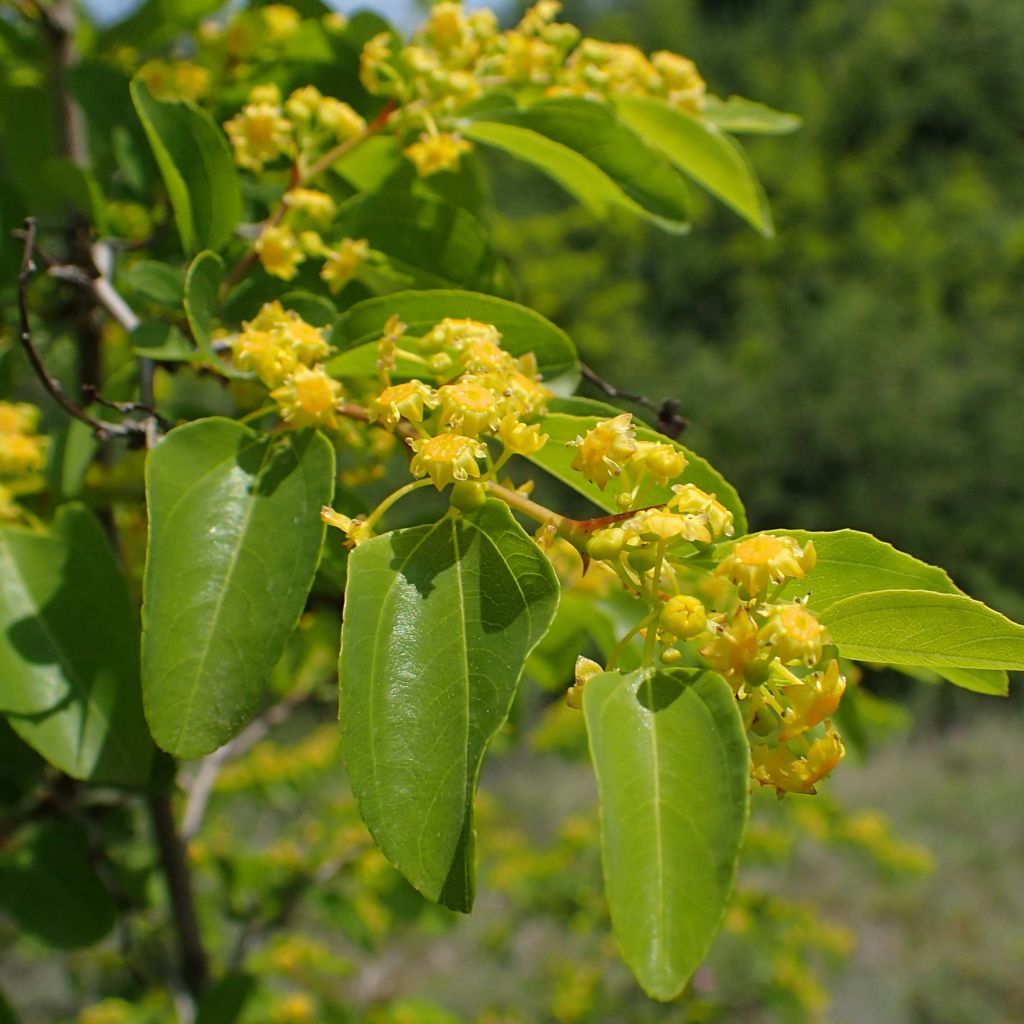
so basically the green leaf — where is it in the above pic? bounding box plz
[463,99,690,232]
[584,668,749,1000]
[773,529,961,611]
[131,321,195,362]
[142,419,334,757]
[0,505,154,785]
[702,95,802,135]
[527,409,747,534]
[130,79,242,254]
[821,590,1024,680]
[340,500,559,911]
[326,289,578,388]
[615,94,773,236]
[0,820,117,949]
[122,260,185,306]
[336,192,502,293]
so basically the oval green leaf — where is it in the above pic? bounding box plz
[463,98,690,232]
[131,79,242,254]
[339,500,559,912]
[326,289,578,388]
[142,418,334,758]
[527,407,747,534]
[615,94,773,237]
[0,505,154,785]
[584,667,749,1000]
[821,589,1024,677]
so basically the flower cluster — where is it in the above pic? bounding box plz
[230,302,343,430]
[565,413,847,796]
[0,401,46,519]
[359,1,707,177]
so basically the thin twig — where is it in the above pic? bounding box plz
[15,218,143,441]
[149,793,209,1007]
[180,690,311,843]
[580,361,688,439]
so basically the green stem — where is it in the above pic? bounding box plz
[363,477,433,534]
[607,609,660,672]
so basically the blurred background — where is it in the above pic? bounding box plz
[3,1,1023,1022]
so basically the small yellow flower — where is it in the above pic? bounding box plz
[780,660,847,739]
[224,101,293,171]
[232,329,298,388]
[669,483,734,538]
[138,60,210,102]
[0,433,47,477]
[422,317,501,353]
[255,225,305,280]
[437,379,502,435]
[271,365,344,430]
[568,413,637,489]
[759,603,828,666]
[317,97,367,141]
[360,32,397,96]
[404,132,473,177]
[660,594,707,639]
[261,4,301,40]
[249,84,282,106]
[285,320,330,367]
[370,379,438,428]
[651,51,706,112]
[0,401,40,436]
[715,534,816,597]
[408,432,487,489]
[285,85,322,122]
[751,724,845,796]
[320,238,369,294]
[566,655,603,709]
[623,507,712,545]
[634,441,686,485]
[497,414,547,454]
[424,1,470,54]
[701,607,760,687]
[283,188,336,224]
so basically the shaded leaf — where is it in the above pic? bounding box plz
[703,95,802,135]
[584,668,748,1000]
[142,419,334,757]
[0,505,154,785]
[340,501,559,911]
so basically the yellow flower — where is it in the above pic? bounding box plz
[437,379,502,435]
[224,101,293,171]
[360,32,397,96]
[780,660,847,739]
[249,84,282,106]
[634,440,686,485]
[283,188,336,224]
[370,380,438,428]
[285,85,322,122]
[0,401,40,435]
[751,724,845,796]
[232,329,298,388]
[623,507,712,545]
[422,317,501,353]
[408,432,487,489]
[316,97,366,141]
[255,225,305,280]
[566,655,603,709]
[0,433,47,477]
[715,534,817,597]
[568,413,637,489]
[261,3,301,40]
[700,607,759,687]
[499,370,551,416]
[268,991,315,1024]
[320,238,369,294]
[660,594,707,639]
[285,320,330,367]
[271,365,344,430]
[759,603,828,666]
[423,2,471,56]
[137,60,210,102]
[404,132,473,177]
[651,51,706,112]
[245,300,290,332]
[497,413,547,454]
[669,483,734,538]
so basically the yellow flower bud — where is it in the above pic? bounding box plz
[285,85,322,122]
[403,132,473,177]
[255,225,305,280]
[317,97,366,141]
[497,414,547,455]
[660,595,707,639]
[283,188,336,224]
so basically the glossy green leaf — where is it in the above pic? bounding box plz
[336,192,502,293]
[0,505,154,785]
[0,820,116,949]
[774,529,961,611]
[584,668,749,1000]
[131,79,242,254]
[340,500,559,911]
[183,250,246,376]
[527,409,747,534]
[821,589,1024,678]
[326,289,578,387]
[703,95,802,135]
[616,94,773,236]
[142,419,334,757]
[463,99,690,232]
